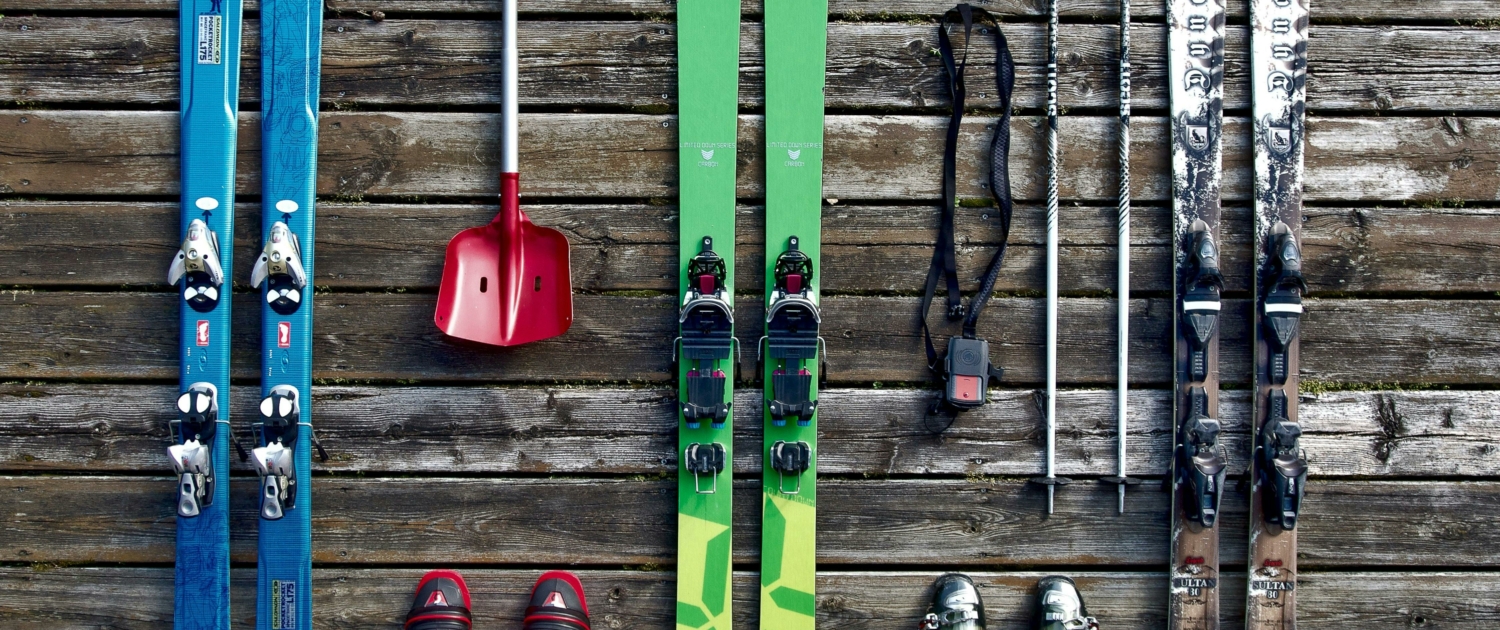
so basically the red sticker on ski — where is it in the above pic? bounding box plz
[278,321,291,348]
[196,320,210,346]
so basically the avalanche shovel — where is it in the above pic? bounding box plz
[434,0,572,346]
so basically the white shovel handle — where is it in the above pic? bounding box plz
[501,0,518,173]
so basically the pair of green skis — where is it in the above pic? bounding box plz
[674,1,827,628]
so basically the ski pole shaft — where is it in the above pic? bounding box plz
[1116,0,1131,516]
[500,0,518,173]
[1044,0,1061,515]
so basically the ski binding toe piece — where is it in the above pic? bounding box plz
[250,220,308,316]
[167,218,226,313]
[677,237,735,428]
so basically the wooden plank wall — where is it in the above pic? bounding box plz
[3,1,1500,628]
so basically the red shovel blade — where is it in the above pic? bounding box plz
[435,174,573,346]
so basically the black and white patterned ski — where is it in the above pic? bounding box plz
[1247,0,1310,627]
[1166,0,1228,627]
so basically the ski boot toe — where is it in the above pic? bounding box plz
[406,569,473,630]
[523,570,591,630]
[1034,576,1098,630]
[922,572,986,629]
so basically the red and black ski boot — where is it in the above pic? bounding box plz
[405,570,473,630]
[522,571,591,630]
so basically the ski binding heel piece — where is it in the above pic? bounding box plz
[253,384,301,520]
[764,236,822,426]
[168,382,220,517]
[250,220,308,316]
[943,336,1002,410]
[1257,389,1307,530]
[1177,387,1227,527]
[678,237,734,428]
[769,440,812,495]
[684,442,726,495]
[1181,220,1223,383]
[1262,222,1306,386]
[167,218,226,313]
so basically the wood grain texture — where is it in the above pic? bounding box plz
[4,476,1498,567]
[2,384,1494,478]
[1,293,1497,385]
[4,111,1498,203]
[6,202,1499,295]
[2,567,1495,630]
[7,19,1500,113]
[2,0,1496,19]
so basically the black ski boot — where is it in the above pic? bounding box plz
[1034,576,1098,630]
[405,570,472,630]
[522,571,592,630]
[921,573,986,629]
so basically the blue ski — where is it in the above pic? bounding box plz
[166,0,242,626]
[249,0,322,626]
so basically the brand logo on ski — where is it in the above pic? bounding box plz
[197,14,222,65]
[543,592,567,608]
[701,149,715,160]
[1171,577,1217,596]
[426,590,449,606]
[787,149,801,160]
[272,579,297,628]
[278,321,292,348]
[1250,579,1295,599]
[197,320,211,346]
[1188,125,1209,150]
[1270,124,1294,154]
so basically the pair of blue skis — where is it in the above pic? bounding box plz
[167,0,321,626]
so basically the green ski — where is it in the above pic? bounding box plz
[759,0,827,626]
[674,1,740,629]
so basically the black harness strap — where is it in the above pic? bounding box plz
[920,4,1016,376]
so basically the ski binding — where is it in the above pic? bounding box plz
[676,237,735,428]
[250,220,308,316]
[684,442,726,494]
[168,382,220,518]
[1257,389,1307,530]
[1177,387,1227,527]
[769,440,812,494]
[761,236,824,426]
[253,384,301,520]
[1181,220,1223,383]
[1262,221,1306,385]
[167,218,226,313]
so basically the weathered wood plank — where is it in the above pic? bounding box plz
[2,0,1495,20]
[1,293,1497,386]
[2,384,1493,479]
[2,293,1496,385]
[5,111,1498,203]
[3,476,1497,567]
[3,567,1496,630]
[5,201,1498,295]
[7,19,1497,113]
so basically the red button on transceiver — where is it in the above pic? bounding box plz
[952,375,981,401]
